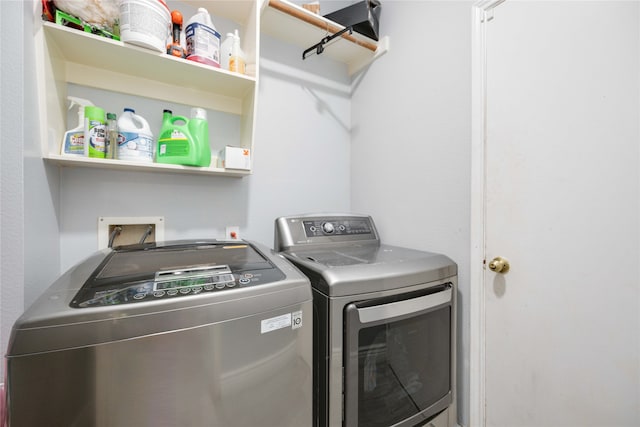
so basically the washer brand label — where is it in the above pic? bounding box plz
[292,310,303,329]
[260,311,303,334]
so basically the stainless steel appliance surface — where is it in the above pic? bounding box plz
[275,214,457,427]
[5,240,313,427]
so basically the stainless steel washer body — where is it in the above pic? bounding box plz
[275,214,457,427]
[5,240,313,427]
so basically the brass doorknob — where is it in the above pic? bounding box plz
[488,256,510,273]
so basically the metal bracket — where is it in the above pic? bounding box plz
[303,26,353,59]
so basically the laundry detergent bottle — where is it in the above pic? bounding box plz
[117,108,154,162]
[157,108,211,167]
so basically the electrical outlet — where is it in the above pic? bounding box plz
[226,226,240,241]
[98,216,165,249]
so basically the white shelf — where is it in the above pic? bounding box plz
[44,154,251,177]
[36,0,259,178]
[43,23,256,114]
[260,0,389,75]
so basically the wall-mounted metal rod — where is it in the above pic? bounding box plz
[268,0,378,52]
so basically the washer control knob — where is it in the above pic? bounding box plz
[322,222,335,234]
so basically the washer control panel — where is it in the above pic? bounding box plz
[303,218,373,237]
[73,267,282,308]
[71,241,287,308]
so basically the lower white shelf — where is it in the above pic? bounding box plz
[44,155,251,177]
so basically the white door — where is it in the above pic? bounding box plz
[473,1,640,426]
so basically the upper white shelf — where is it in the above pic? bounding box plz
[43,22,256,114]
[260,0,389,75]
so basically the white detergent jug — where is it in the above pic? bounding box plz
[185,7,221,67]
[117,108,154,162]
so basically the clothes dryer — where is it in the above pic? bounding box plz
[275,214,457,427]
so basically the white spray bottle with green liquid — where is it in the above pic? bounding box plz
[61,96,94,155]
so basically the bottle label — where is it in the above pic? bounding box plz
[117,131,154,162]
[64,132,85,155]
[229,56,246,74]
[87,121,106,158]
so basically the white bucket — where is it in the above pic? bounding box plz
[119,0,170,53]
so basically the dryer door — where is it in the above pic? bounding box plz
[343,283,453,427]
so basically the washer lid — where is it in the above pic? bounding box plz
[96,240,270,281]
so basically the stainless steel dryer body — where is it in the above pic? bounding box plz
[275,214,457,427]
[5,240,313,427]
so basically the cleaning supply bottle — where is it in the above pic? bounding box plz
[189,107,211,165]
[229,29,245,74]
[184,7,221,67]
[105,112,118,159]
[84,105,106,158]
[157,108,211,167]
[117,108,154,163]
[220,31,234,71]
[61,96,94,155]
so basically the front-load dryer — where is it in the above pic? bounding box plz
[275,214,457,427]
[5,240,312,427]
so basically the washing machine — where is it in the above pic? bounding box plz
[275,214,457,427]
[4,240,312,427]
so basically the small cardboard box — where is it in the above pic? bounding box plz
[219,146,251,170]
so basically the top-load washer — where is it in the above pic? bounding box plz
[275,214,457,427]
[5,240,313,427]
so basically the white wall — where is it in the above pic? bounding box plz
[56,36,351,284]
[0,0,26,382]
[350,2,472,425]
[4,0,475,423]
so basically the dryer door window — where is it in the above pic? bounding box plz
[343,284,453,427]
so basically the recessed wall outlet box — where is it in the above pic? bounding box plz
[218,146,251,170]
[226,226,240,240]
[98,216,165,249]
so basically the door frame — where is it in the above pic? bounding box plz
[470,1,506,426]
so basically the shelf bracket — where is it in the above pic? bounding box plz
[302,26,353,59]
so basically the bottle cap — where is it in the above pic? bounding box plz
[191,107,207,120]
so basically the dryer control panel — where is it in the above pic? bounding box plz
[275,214,380,251]
[302,218,373,237]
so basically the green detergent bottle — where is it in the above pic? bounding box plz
[156,108,211,167]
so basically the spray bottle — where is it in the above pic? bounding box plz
[61,96,94,155]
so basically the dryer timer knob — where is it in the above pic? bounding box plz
[322,222,335,234]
